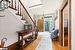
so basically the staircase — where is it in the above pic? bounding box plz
[9,0,35,27]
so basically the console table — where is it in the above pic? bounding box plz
[17,29,38,50]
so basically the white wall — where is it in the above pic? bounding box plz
[72,0,75,50]
[0,9,24,47]
[55,11,59,30]
[55,16,59,29]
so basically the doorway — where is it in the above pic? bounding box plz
[63,2,68,46]
[44,16,53,32]
[37,19,44,32]
[59,0,71,50]
[44,21,50,31]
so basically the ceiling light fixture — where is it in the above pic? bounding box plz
[29,4,43,9]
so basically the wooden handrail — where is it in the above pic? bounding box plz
[19,0,35,25]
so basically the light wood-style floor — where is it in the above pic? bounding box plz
[23,36,68,50]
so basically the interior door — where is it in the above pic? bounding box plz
[37,19,44,32]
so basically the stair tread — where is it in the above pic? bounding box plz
[8,8,26,24]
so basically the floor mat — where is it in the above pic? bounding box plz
[35,32,53,50]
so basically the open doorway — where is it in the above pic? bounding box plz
[63,2,68,46]
[44,16,53,32]
[59,0,71,50]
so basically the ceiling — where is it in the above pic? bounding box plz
[22,0,63,15]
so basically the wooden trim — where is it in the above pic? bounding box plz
[68,0,71,50]
[7,42,18,50]
[59,0,71,49]
[60,0,68,10]
[59,9,63,46]
[61,2,68,46]
[59,0,68,46]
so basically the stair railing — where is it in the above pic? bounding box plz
[9,0,35,26]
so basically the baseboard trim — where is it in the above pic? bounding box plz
[7,42,18,50]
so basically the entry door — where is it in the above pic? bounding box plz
[45,21,50,31]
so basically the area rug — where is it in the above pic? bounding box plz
[35,32,53,50]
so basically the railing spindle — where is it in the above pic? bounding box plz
[15,0,16,9]
[20,4,21,16]
[17,0,19,15]
[11,0,13,8]
[9,0,35,26]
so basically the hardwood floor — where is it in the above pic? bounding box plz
[52,41,68,50]
[23,35,68,50]
[23,35,42,50]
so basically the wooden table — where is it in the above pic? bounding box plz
[17,29,35,40]
[17,29,38,50]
